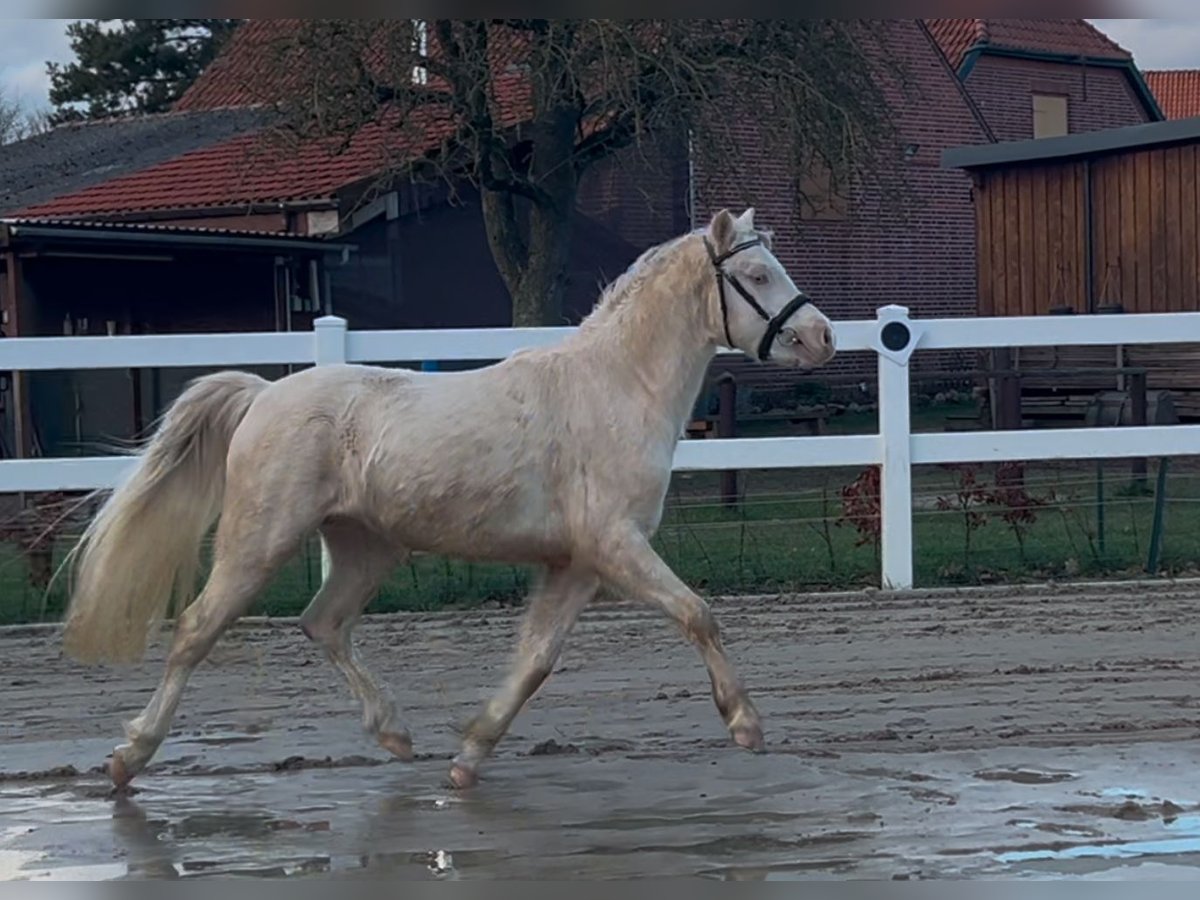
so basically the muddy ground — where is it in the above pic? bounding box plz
[2,580,1200,881]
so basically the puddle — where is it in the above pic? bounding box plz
[0,850,44,881]
[702,859,863,879]
[997,815,1200,865]
[23,862,130,881]
[974,769,1078,785]
[1007,820,1105,838]
[5,600,1200,881]
[1099,787,1151,799]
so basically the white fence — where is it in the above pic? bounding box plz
[2,305,1199,590]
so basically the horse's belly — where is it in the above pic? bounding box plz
[388,511,569,565]
[366,478,569,565]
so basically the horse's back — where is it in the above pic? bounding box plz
[223,359,571,556]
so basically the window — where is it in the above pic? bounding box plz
[1032,94,1068,139]
[411,19,429,85]
[796,161,849,221]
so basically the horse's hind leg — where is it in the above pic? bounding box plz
[450,566,598,789]
[298,519,409,759]
[110,517,307,787]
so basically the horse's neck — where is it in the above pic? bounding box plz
[576,269,717,440]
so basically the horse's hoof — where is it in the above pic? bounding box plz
[378,731,414,762]
[107,752,134,789]
[732,723,766,754]
[448,763,478,790]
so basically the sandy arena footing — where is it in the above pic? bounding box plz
[3,581,1200,880]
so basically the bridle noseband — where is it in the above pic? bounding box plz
[704,236,811,362]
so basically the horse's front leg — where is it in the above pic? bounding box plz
[593,526,764,752]
[450,565,598,789]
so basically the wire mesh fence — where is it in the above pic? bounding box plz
[3,458,1197,625]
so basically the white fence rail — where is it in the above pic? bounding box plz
[2,305,1199,590]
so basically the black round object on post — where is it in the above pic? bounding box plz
[881,321,911,352]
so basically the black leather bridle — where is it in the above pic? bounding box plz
[704,236,812,362]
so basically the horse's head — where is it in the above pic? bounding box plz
[702,208,835,369]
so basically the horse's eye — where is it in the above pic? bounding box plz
[751,272,769,286]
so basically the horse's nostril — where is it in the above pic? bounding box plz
[821,326,832,347]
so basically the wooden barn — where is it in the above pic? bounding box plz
[943,115,1200,425]
[0,218,352,459]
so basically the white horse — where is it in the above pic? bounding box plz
[61,208,836,790]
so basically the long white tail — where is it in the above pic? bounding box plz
[62,371,269,664]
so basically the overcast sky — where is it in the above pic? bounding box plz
[3,18,1200,113]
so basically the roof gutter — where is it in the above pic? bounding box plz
[957,46,985,81]
[940,113,1200,170]
[957,46,1164,122]
[3,223,355,256]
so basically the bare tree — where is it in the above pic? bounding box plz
[0,89,21,144]
[261,19,908,326]
[1,89,54,144]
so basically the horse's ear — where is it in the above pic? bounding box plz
[735,207,756,230]
[708,209,736,254]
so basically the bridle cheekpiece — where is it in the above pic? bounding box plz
[703,236,811,362]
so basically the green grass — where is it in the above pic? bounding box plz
[3,400,1198,625]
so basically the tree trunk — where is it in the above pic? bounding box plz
[480,24,580,328]
[480,183,575,328]
[511,201,573,326]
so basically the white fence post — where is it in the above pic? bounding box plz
[314,315,348,367]
[874,305,920,591]
[313,316,348,583]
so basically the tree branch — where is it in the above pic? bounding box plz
[571,109,640,171]
[489,19,549,34]
[368,77,454,108]
[268,18,911,326]
[452,20,555,206]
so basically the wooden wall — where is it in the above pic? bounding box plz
[976,163,1086,316]
[973,139,1200,317]
[1091,145,1200,314]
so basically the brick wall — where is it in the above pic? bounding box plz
[964,55,1151,142]
[576,137,689,253]
[685,20,989,384]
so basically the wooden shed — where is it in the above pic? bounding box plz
[943,116,1200,422]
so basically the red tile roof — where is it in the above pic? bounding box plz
[17,85,541,219]
[22,18,539,219]
[15,116,445,218]
[176,19,530,115]
[175,20,300,111]
[925,19,985,71]
[1145,70,1200,120]
[925,18,1131,71]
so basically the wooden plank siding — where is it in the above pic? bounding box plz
[971,139,1200,417]
[975,164,1086,316]
[975,141,1200,317]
